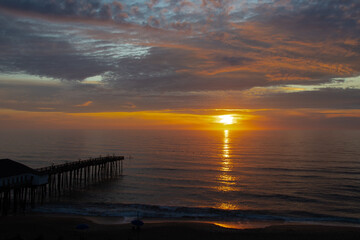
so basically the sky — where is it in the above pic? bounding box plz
[0,0,360,130]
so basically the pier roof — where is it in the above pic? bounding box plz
[0,159,39,178]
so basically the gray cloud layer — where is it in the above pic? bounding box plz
[0,0,360,114]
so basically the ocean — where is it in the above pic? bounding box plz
[0,129,359,226]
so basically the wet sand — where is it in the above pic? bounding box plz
[1,215,360,240]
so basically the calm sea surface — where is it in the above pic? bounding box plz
[0,129,359,224]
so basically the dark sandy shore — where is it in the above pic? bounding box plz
[1,215,360,240]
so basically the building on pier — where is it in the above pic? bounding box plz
[0,159,48,188]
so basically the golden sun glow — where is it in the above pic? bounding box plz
[219,115,234,125]
[0,108,263,130]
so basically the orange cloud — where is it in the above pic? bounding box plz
[75,101,93,107]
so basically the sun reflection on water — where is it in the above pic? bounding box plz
[216,130,236,194]
[217,202,239,210]
[223,130,230,159]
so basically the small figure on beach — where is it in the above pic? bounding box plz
[131,213,144,231]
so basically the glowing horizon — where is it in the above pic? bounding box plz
[0,107,359,131]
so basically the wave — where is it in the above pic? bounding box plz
[32,202,360,224]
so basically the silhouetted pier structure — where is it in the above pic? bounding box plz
[0,156,124,215]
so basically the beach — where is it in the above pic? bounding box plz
[1,214,360,240]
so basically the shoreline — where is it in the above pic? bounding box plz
[28,211,360,229]
[1,213,360,240]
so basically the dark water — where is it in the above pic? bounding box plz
[0,129,359,224]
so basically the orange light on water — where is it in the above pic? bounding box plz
[216,202,240,211]
[216,129,237,193]
[223,129,230,158]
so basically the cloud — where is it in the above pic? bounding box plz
[75,101,93,107]
[253,109,360,130]
[1,0,360,124]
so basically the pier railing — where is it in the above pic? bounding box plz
[37,156,124,174]
[40,155,124,197]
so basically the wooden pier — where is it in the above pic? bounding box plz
[0,156,124,215]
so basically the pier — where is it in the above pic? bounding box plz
[0,156,124,215]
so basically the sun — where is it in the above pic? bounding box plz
[219,115,234,125]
